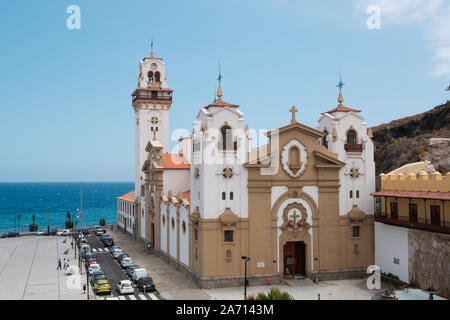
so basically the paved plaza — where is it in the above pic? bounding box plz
[0,235,89,300]
[0,231,388,300]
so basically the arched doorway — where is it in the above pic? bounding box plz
[283,241,306,278]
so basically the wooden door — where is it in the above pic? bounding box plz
[430,206,441,226]
[390,202,398,220]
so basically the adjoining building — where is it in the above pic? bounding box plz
[117,190,135,236]
[118,47,377,288]
[371,161,450,298]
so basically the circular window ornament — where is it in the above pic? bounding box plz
[222,167,234,179]
[281,140,308,178]
[151,63,157,70]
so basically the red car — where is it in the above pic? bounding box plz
[85,258,97,267]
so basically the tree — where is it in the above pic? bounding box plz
[246,288,295,300]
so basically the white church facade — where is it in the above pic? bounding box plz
[117,48,376,288]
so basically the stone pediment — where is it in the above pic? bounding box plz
[314,150,346,168]
[347,205,366,222]
[266,122,325,139]
[219,207,239,227]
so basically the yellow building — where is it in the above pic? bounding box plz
[371,161,450,298]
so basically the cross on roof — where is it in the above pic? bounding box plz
[336,73,345,92]
[290,106,298,124]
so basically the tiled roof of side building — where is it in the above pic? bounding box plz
[164,154,190,169]
[117,190,135,203]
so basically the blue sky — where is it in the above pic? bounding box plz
[0,0,449,182]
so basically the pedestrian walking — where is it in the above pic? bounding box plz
[71,241,73,249]
[57,258,62,270]
[63,258,67,270]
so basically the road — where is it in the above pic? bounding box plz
[84,231,163,301]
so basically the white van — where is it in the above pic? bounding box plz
[131,268,147,283]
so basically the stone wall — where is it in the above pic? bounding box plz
[408,229,450,299]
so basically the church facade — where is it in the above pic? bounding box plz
[118,48,375,288]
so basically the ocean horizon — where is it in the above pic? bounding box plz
[0,182,134,233]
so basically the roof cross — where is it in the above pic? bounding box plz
[290,106,298,124]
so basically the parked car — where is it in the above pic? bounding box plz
[116,280,135,295]
[85,253,97,260]
[108,245,120,254]
[131,268,147,283]
[1,231,18,238]
[136,277,155,292]
[101,237,114,247]
[85,257,97,268]
[120,257,133,269]
[124,265,139,278]
[117,253,129,261]
[112,249,124,259]
[93,279,111,295]
[81,229,89,235]
[94,228,106,236]
[88,263,102,275]
[99,234,110,240]
[58,229,71,236]
[90,271,106,285]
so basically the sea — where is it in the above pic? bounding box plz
[0,182,133,233]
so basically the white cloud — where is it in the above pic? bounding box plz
[358,0,450,77]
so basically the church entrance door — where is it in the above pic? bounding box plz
[283,241,306,278]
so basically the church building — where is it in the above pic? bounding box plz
[117,47,376,288]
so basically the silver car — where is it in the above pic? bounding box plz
[120,257,133,268]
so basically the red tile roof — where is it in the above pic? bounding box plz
[164,154,190,169]
[324,104,361,114]
[117,190,135,203]
[371,190,450,201]
[180,190,190,201]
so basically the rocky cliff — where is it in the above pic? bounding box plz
[371,101,450,174]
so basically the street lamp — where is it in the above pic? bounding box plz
[17,214,21,237]
[241,256,251,300]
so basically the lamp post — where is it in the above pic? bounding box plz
[241,256,251,300]
[17,214,21,237]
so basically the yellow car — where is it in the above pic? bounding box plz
[93,279,111,295]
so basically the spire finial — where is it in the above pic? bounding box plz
[336,70,345,105]
[217,60,223,101]
[150,35,154,57]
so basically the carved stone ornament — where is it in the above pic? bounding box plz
[222,167,234,179]
[194,167,200,179]
[350,167,360,179]
[281,140,308,178]
[280,202,311,234]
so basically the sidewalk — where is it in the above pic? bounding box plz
[0,235,89,300]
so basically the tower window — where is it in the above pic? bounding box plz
[347,129,357,145]
[148,71,154,82]
[356,190,359,198]
[230,192,234,200]
[349,190,353,198]
[352,226,360,238]
[224,230,234,243]
[221,126,232,150]
[155,71,161,82]
[222,192,226,200]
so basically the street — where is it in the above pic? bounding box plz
[84,231,163,301]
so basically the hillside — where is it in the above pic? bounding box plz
[371,101,450,175]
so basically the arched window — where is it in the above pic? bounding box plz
[323,130,329,149]
[347,129,357,145]
[222,192,226,200]
[230,192,234,200]
[221,126,232,150]
[349,190,353,198]
[155,71,161,82]
[148,71,154,82]
[356,190,360,198]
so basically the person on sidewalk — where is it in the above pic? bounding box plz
[57,258,62,270]
[63,258,67,270]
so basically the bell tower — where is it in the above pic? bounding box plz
[132,44,173,209]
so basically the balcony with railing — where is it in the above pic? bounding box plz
[374,211,450,234]
[132,89,173,103]
[344,143,363,152]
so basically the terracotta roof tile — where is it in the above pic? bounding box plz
[117,190,135,203]
[371,190,450,201]
[164,154,190,169]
